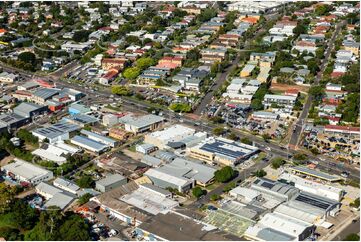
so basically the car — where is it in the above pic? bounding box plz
[265,147,271,151]
[341,171,349,178]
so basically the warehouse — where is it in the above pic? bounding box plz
[13,102,48,118]
[36,182,76,210]
[53,177,80,195]
[70,135,109,154]
[289,166,342,182]
[62,113,99,127]
[119,114,165,134]
[1,158,53,185]
[250,178,299,202]
[68,103,91,115]
[0,113,29,132]
[80,129,118,147]
[31,88,60,104]
[32,122,80,143]
[95,174,128,192]
[252,111,279,121]
[189,137,259,166]
[244,212,316,241]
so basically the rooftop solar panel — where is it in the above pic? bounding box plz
[295,194,330,210]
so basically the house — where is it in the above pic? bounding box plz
[240,64,256,77]
[101,58,127,71]
[292,41,317,54]
[1,158,53,185]
[99,69,119,85]
[285,88,300,97]
[96,174,127,192]
[0,72,17,83]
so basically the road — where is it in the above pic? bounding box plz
[289,20,347,147]
[331,216,360,241]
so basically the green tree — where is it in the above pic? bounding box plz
[262,133,271,142]
[210,194,221,201]
[169,103,192,113]
[136,57,155,70]
[78,193,92,205]
[72,30,90,42]
[253,169,267,177]
[310,147,320,155]
[214,166,235,183]
[17,129,38,145]
[227,132,238,141]
[271,157,286,169]
[123,67,141,80]
[350,197,360,208]
[309,85,324,99]
[18,52,36,64]
[223,182,236,192]
[315,4,333,16]
[212,127,225,136]
[0,183,16,214]
[293,153,307,161]
[251,99,263,111]
[192,187,206,198]
[76,175,94,188]
[240,137,252,145]
[111,85,132,96]
[58,214,90,241]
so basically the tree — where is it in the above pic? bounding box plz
[212,127,225,136]
[262,133,271,142]
[214,166,235,183]
[293,153,307,161]
[307,59,320,75]
[192,187,206,198]
[198,8,217,22]
[72,30,90,42]
[343,234,360,241]
[0,183,16,214]
[315,5,333,16]
[58,214,90,241]
[253,169,267,177]
[0,227,22,241]
[227,132,238,141]
[251,99,263,110]
[123,67,140,80]
[136,57,155,70]
[18,52,36,64]
[76,175,94,188]
[78,193,92,205]
[310,147,320,155]
[169,103,192,113]
[223,182,236,192]
[210,194,221,201]
[111,85,132,96]
[17,129,38,145]
[240,137,252,145]
[350,198,360,208]
[309,85,324,99]
[271,157,286,169]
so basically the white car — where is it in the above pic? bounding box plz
[265,147,271,151]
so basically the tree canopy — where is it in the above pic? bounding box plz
[192,187,206,198]
[111,85,132,96]
[214,166,236,183]
[123,67,141,80]
[18,52,36,64]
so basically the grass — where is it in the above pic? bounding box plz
[253,152,267,163]
[0,213,18,229]
[206,182,220,191]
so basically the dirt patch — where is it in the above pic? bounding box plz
[0,155,14,167]
[270,83,310,94]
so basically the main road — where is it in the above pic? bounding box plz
[289,20,347,147]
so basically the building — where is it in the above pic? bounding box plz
[32,122,80,143]
[279,173,343,201]
[252,111,279,120]
[289,166,343,182]
[135,211,228,241]
[324,125,360,137]
[136,143,157,154]
[101,57,127,71]
[80,129,118,147]
[245,212,316,241]
[95,174,128,192]
[263,94,297,109]
[31,88,60,104]
[53,177,80,195]
[32,141,80,165]
[103,114,118,127]
[189,137,259,166]
[68,103,91,115]
[118,114,164,134]
[70,135,109,154]
[13,102,48,118]
[229,187,261,203]
[0,72,17,83]
[240,64,256,77]
[0,113,29,132]
[35,182,75,210]
[1,158,53,185]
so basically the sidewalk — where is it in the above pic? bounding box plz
[320,213,359,241]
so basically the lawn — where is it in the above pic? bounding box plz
[253,152,267,163]
[0,213,18,229]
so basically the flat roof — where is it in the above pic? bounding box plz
[71,135,108,152]
[2,158,52,181]
[119,114,164,129]
[81,129,117,144]
[138,212,226,241]
[96,174,126,187]
[44,192,74,210]
[13,102,45,117]
[33,88,59,99]
[290,166,342,182]
[53,177,80,192]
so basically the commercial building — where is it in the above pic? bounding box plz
[13,102,48,119]
[68,103,91,115]
[189,137,259,166]
[31,88,60,104]
[95,174,128,192]
[1,158,53,185]
[0,72,17,83]
[263,94,297,109]
[80,129,118,147]
[279,173,344,201]
[144,124,205,149]
[70,135,109,154]
[118,114,164,134]
[229,187,261,203]
[289,166,342,182]
[62,113,99,127]
[103,114,119,127]
[145,157,216,191]
[0,113,29,132]
[252,111,279,120]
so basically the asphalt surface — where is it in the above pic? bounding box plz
[289,20,347,147]
[331,216,360,241]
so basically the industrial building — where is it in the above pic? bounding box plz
[244,212,316,241]
[189,137,259,166]
[32,121,80,143]
[62,113,99,127]
[95,174,128,192]
[118,114,164,134]
[31,88,60,104]
[80,129,118,147]
[32,141,80,165]
[289,166,343,182]
[1,158,53,185]
[144,124,206,149]
[135,211,228,241]
[70,135,109,154]
[36,182,75,210]
[68,103,91,115]
[53,177,80,195]
[0,113,29,132]
[144,157,216,191]
[13,102,48,118]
